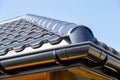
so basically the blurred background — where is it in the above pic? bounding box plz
[0,0,120,50]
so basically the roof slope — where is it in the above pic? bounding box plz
[0,18,62,55]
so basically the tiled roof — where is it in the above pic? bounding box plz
[0,14,119,58]
[0,19,62,55]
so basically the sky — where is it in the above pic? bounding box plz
[0,0,120,51]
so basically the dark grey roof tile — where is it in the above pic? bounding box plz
[0,18,63,55]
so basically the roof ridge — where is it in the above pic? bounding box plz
[23,14,79,36]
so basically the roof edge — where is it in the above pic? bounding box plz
[0,16,25,25]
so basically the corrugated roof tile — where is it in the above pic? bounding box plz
[0,19,62,55]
